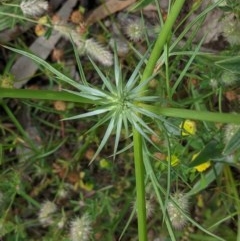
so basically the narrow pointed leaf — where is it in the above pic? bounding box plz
[62,108,111,120]
[90,117,115,163]
[125,52,148,91]
[3,45,80,89]
[113,114,123,158]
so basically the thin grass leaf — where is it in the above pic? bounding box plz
[142,145,177,240]
[125,51,149,92]
[215,56,240,74]
[171,36,205,96]
[130,73,158,96]
[134,96,160,102]
[223,128,240,155]
[69,35,88,86]
[3,45,80,88]
[89,58,115,93]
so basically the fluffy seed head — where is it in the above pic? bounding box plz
[125,20,144,42]
[221,71,238,86]
[85,38,113,66]
[38,200,57,226]
[222,14,240,46]
[20,0,48,17]
[167,192,189,230]
[145,199,154,218]
[133,198,155,219]
[70,214,92,241]
[53,22,112,66]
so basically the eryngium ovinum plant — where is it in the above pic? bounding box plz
[62,49,161,162]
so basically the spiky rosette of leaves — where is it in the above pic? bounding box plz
[3,45,161,162]
[63,49,162,162]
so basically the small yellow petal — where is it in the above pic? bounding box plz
[192,153,211,172]
[180,120,197,136]
[38,16,48,25]
[194,161,211,172]
[167,155,180,166]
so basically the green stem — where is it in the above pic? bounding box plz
[133,1,186,240]
[133,128,147,240]
[141,0,186,82]
[0,88,94,104]
[141,104,240,124]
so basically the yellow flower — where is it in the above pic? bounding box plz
[180,120,197,136]
[192,153,211,172]
[167,155,180,166]
[35,24,46,36]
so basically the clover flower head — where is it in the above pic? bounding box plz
[167,192,189,230]
[20,0,48,17]
[38,200,57,226]
[125,20,145,42]
[222,14,240,46]
[53,22,112,66]
[221,70,238,86]
[70,214,92,241]
[134,198,155,219]
[0,74,14,88]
